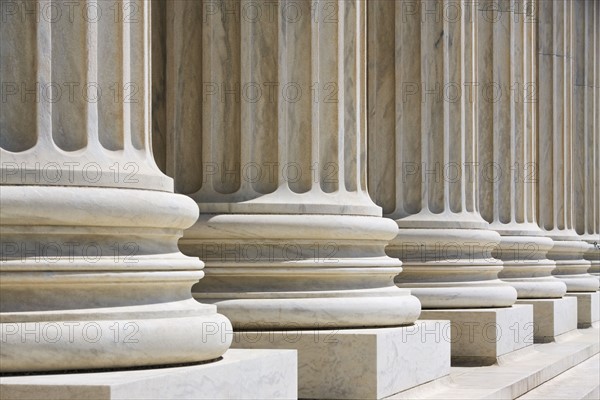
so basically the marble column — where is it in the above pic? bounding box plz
[368,0,533,363]
[537,0,599,329]
[160,0,419,330]
[476,0,577,342]
[573,0,600,282]
[0,0,231,373]
[536,0,599,294]
[368,0,517,308]
[477,0,566,299]
[154,1,449,397]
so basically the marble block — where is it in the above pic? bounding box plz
[566,292,600,328]
[515,297,578,342]
[231,320,450,399]
[420,304,534,365]
[0,349,297,400]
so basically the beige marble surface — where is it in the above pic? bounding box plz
[232,321,450,399]
[515,297,578,342]
[566,292,600,328]
[421,304,534,365]
[0,349,297,400]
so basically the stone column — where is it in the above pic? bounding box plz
[0,0,231,373]
[536,0,599,300]
[538,1,599,327]
[477,0,575,342]
[368,0,533,363]
[154,1,449,397]
[478,0,565,299]
[574,0,600,282]
[571,0,600,327]
[162,0,420,330]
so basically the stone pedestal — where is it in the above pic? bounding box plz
[515,298,578,342]
[0,349,297,400]
[232,321,450,400]
[420,305,534,365]
[566,292,600,328]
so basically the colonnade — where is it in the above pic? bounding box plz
[1,0,598,398]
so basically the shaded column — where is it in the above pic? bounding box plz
[0,0,230,373]
[477,0,566,299]
[156,0,421,329]
[573,0,600,280]
[537,0,599,292]
[368,0,518,308]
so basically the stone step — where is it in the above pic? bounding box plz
[388,327,599,400]
[517,354,599,399]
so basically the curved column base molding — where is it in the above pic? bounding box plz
[495,235,567,298]
[1,300,231,373]
[389,228,517,308]
[183,214,421,329]
[548,240,599,292]
[198,294,421,330]
[0,186,232,373]
[582,239,600,281]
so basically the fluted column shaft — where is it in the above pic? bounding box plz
[0,0,230,373]
[573,0,600,280]
[477,0,566,298]
[154,0,420,329]
[368,0,517,308]
[537,0,599,292]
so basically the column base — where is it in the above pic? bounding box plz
[420,304,534,365]
[390,227,518,308]
[515,298,578,342]
[565,292,600,328]
[0,186,231,372]
[548,239,598,292]
[231,321,450,399]
[0,349,296,400]
[186,213,421,329]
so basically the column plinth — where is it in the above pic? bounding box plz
[0,1,231,373]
